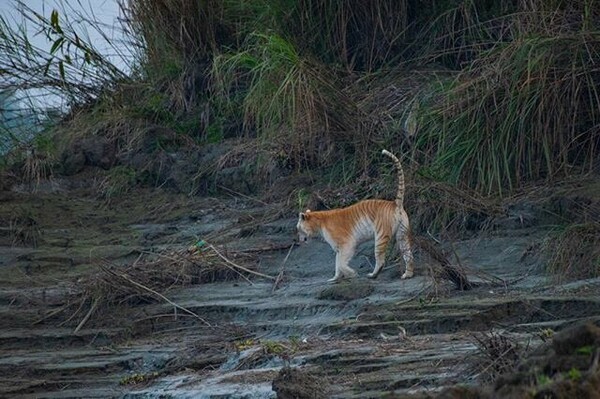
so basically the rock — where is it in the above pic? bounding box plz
[215,165,256,195]
[60,136,116,175]
[0,170,17,194]
[490,321,600,399]
[79,136,116,169]
[318,279,374,301]
[61,149,85,176]
[552,322,600,356]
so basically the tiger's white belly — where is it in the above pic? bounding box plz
[352,217,375,244]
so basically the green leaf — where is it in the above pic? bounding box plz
[58,60,65,79]
[50,9,63,34]
[50,37,63,54]
[567,368,582,381]
[43,60,52,76]
[576,345,594,355]
[50,10,58,27]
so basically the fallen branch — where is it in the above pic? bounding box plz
[217,184,269,206]
[74,296,99,333]
[272,243,295,293]
[102,265,212,327]
[239,243,296,253]
[208,244,276,281]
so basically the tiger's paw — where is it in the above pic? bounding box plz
[344,269,358,278]
[401,271,414,279]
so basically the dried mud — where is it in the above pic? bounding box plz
[1,177,599,398]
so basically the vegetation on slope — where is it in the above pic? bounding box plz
[1,1,598,232]
[1,1,598,189]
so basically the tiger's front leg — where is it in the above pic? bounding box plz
[328,247,357,283]
[328,253,342,282]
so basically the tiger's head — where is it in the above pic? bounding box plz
[297,209,317,243]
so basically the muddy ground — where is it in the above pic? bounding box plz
[1,175,599,398]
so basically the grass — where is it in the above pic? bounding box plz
[406,179,503,234]
[22,148,54,188]
[415,0,517,68]
[212,32,350,170]
[10,207,41,248]
[413,4,600,194]
[0,2,130,105]
[97,165,137,202]
[1,0,599,213]
[283,0,410,71]
[47,245,265,331]
[545,223,600,282]
[471,331,525,383]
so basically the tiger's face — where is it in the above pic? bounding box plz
[297,210,317,243]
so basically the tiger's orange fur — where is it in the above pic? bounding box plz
[297,149,414,282]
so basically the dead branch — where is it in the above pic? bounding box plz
[414,235,472,290]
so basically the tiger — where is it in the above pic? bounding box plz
[297,149,414,283]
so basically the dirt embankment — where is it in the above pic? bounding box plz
[1,169,599,398]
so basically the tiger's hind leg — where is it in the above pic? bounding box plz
[367,232,391,279]
[396,227,414,279]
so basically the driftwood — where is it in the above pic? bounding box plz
[413,235,472,290]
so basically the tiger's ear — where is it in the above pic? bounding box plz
[299,211,311,221]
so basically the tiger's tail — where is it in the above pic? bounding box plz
[381,149,405,207]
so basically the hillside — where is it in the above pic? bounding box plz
[1,1,599,398]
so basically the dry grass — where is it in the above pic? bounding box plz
[407,179,504,234]
[9,208,41,248]
[289,0,409,71]
[211,32,352,170]
[471,331,526,383]
[546,223,600,282]
[22,150,53,188]
[417,31,600,194]
[43,245,272,331]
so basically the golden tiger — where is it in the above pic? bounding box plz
[297,149,414,282]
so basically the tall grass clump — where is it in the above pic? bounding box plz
[121,0,229,143]
[413,0,518,68]
[546,223,600,282]
[127,0,418,157]
[3,0,600,199]
[212,33,356,169]
[123,0,303,143]
[285,0,410,71]
[415,2,600,194]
